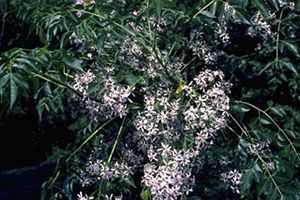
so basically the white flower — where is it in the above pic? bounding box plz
[77,191,94,200]
[80,159,133,186]
[142,146,194,200]
[75,0,95,7]
[221,169,242,194]
[248,11,273,39]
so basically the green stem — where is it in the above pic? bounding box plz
[33,72,102,103]
[228,113,249,137]
[66,118,114,162]
[255,151,284,198]
[191,0,217,20]
[275,8,284,69]
[229,112,284,198]
[107,116,126,164]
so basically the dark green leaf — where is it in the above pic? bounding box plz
[10,75,18,108]
[63,57,83,71]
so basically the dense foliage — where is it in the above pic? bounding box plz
[1,0,300,199]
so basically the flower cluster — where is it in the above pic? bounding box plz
[224,2,238,20]
[73,70,96,97]
[75,0,95,7]
[77,192,94,200]
[215,23,230,46]
[104,194,123,200]
[221,169,242,194]
[142,144,194,200]
[80,159,133,187]
[134,93,181,143]
[248,11,273,39]
[248,140,271,156]
[278,0,295,10]
[184,69,231,150]
[131,68,231,199]
[73,67,132,120]
[118,36,143,71]
[190,33,217,65]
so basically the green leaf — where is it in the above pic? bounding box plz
[0,74,9,88]
[240,169,255,193]
[252,0,269,15]
[268,0,279,10]
[155,0,162,17]
[15,58,37,71]
[258,178,273,195]
[13,73,29,90]
[43,82,53,96]
[260,117,271,125]
[281,61,298,76]
[125,73,139,85]
[235,7,250,24]
[201,1,218,18]
[10,75,18,108]
[240,104,250,112]
[140,188,151,200]
[63,57,83,71]
[60,32,71,49]
[283,41,299,57]
[270,107,286,117]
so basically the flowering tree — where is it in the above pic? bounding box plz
[1,0,300,199]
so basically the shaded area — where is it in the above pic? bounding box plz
[0,163,55,200]
[0,14,43,52]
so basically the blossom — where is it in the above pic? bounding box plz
[73,68,132,121]
[80,159,133,186]
[104,194,123,200]
[221,169,242,194]
[75,0,95,7]
[279,0,295,10]
[142,148,194,200]
[77,192,94,200]
[73,70,96,97]
[248,11,273,39]
[190,33,217,65]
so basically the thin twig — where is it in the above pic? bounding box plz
[236,100,300,162]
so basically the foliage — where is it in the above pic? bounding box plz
[1,0,300,199]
